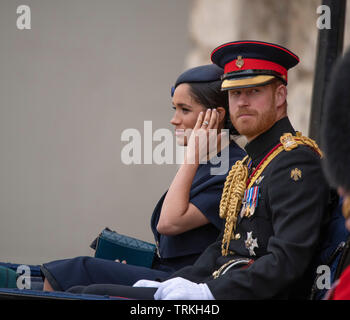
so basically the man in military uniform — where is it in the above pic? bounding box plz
[68,41,331,299]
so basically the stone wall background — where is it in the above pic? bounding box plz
[186,0,350,138]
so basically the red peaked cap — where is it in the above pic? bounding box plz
[211,40,299,90]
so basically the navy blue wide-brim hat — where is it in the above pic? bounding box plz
[171,64,224,97]
[322,47,350,192]
[210,40,299,90]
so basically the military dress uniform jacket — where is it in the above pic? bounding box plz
[169,117,330,299]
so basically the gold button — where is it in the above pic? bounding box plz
[235,233,241,240]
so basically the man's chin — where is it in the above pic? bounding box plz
[234,125,255,137]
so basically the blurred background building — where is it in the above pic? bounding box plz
[0,0,349,264]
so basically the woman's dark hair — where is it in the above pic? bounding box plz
[187,81,238,135]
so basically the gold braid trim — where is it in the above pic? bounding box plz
[219,156,249,256]
[295,132,323,158]
[219,132,322,257]
[247,145,285,189]
[280,132,322,157]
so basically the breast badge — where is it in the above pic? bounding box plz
[245,232,258,256]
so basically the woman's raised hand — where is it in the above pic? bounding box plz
[185,108,223,164]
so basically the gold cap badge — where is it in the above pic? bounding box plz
[236,56,244,69]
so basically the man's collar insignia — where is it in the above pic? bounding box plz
[280,133,298,151]
[291,168,302,181]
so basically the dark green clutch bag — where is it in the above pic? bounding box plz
[0,266,17,288]
[91,228,156,268]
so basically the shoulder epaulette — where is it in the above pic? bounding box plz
[247,133,322,189]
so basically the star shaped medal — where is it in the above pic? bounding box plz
[245,232,258,256]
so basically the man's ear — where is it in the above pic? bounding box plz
[275,84,287,109]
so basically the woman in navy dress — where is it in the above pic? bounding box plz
[41,64,246,291]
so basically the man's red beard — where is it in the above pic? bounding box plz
[231,105,277,140]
